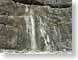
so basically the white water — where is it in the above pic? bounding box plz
[39,17,50,51]
[24,6,37,50]
[30,15,37,50]
[24,16,37,50]
[24,16,50,51]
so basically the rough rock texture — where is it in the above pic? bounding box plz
[0,16,27,50]
[0,0,72,53]
[12,0,72,7]
[12,0,72,4]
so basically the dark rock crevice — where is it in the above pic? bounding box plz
[12,0,72,8]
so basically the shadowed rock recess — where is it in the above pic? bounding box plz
[0,0,72,54]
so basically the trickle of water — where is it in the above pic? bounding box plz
[39,17,50,51]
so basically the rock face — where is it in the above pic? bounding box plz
[0,0,72,53]
[12,0,72,4]
[13,0,72,7]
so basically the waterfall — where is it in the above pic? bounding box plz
[39,16,50,51]
[30,15,37,50]
[24,15,51,51]
[24,16,37,50]
[24,5,37,50]
[46,35,50,51]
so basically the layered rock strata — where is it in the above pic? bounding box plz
[0,0,72,52]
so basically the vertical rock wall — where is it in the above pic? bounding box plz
[0,0,72,53]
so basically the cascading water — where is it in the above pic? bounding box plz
[39,16,50,51]
[24,5,37,50]
[24,15,50,51]
[24,16,37,50]
[30,15,37,50]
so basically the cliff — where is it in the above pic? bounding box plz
[0,0,72,53]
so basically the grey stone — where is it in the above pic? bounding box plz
[12,0,72,8]
[0,0,72,52]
